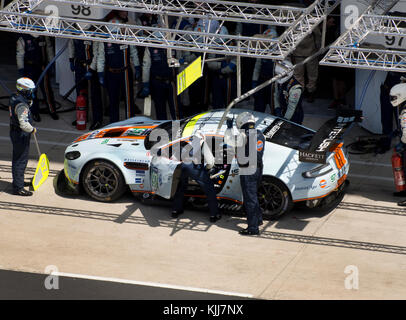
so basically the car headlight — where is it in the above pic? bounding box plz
[65,151,81,160]
[302,163,333,178]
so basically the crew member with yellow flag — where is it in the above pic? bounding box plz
[9,77,37,196]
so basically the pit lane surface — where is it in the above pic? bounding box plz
[0,269,252,299]
[0,90,406,300]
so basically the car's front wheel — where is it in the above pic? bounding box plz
[258,176,293,219]
[82,160,126,202]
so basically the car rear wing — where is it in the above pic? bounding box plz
[299,109,363,164]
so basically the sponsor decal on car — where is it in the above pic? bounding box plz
[265,120,283,139]
[296,185,317,191]
[124,158,149,163]
[136,170,146,176]
[151,167,158,191]
[257,140,264,152]
[101,139,109,144]
[299,150,327,164]
[135,177,143,184]
[319,179,327,189]
[330,173,336,182]
[124,128,151,137]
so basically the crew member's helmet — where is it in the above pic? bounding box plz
[390,83,406,107]
[263,26,278,39]
[236,112,256,130]
[195,18,220,34]
[194,19,223,43]
[108,17,122,33]
[274,59,294,84]
[16,77,35,101]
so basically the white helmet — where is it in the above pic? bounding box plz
[16,77,35,100]
[275,59,294,84]
[236,112,256,130]
[390,83,406,107]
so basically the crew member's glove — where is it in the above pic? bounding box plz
[221,62,236,74]
[179,57,185,65]
[396,142,405,153]
[69,58,75,72]
[138,82,150,98]
[226,117,234,129]
[252,80,258,89]
[134,66,141,80]
[98,72,105,86]
[18,69,24,77]
[274,107,283,117]
[84,70,93,80]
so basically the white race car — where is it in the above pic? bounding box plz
[58,108,359,218]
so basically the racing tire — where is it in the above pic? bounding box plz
[258,176,293,220]
[82,160,126,202]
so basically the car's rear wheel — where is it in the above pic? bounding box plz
[82,160,126,202]
[258,176,293,219]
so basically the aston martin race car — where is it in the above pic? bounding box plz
[58,108,359,218]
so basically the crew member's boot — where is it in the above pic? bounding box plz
[397,199,406,206]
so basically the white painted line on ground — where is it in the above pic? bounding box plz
[350,160,392,168]
[54,272,254,298]
[0,136,67,147]
[348,174,393,182]
[0,122,80,134]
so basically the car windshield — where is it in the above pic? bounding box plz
[263,119,315,150]
[144,117,193,150]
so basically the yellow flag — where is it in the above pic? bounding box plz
[177,56,202,95]
[32,153,50,191]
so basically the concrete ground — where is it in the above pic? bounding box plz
[0,65,405,300]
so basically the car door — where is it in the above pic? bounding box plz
[149,139,185,199]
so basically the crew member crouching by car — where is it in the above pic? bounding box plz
[171,131,221,222]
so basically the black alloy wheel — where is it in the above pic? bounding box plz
[258,176,293,219]
[82,160,126,202]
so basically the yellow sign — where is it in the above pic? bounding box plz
[32,153,50,191]
[177,56,202,95]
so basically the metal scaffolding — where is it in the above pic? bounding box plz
[320,0,406,71]
[36,0,307,26]
[0,0,339,60]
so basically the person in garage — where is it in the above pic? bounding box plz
[273,59,304,125]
